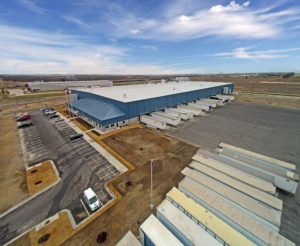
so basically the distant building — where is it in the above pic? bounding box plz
[27,80,112,91]
[175,77,190,82]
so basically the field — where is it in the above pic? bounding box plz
[62,127,197,246]
[189,75,300,95]
[236,93,300,109]
[0,115,28,213]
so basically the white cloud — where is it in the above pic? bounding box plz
[142,45,158,51]
[62,16,91,29]
[130,29,140,35]
[0,24,199,74]
[99,1,300,41]
[19,0,46,14]
[211,47,300,60]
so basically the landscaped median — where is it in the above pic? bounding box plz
[26,160,60,196]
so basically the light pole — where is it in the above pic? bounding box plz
[150,159,155,211]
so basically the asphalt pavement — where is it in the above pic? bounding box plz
[0,109,118,244]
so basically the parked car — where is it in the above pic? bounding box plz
[69,133,83,140]
[18,121,33,128]
[15,112,29,118]
[83,188,100,211]
[49,114,59,119]
[42,107,54,112]
[45,110,56,116]
[55,118,64,122]
[16,114,31,121]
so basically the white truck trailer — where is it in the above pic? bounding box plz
[140,115,166,130]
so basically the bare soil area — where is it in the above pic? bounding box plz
[190,75,300,95]
[236,93,300,109]
[26,160,59,196]
[0,115,28,213]
[62,127,197,246]
[0,98,66,115]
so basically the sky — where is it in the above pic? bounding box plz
[0,0,300,74]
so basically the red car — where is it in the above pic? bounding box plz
[16,114,31,121]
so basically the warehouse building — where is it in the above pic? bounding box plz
[70,81,234,133]
[27,80,112,91]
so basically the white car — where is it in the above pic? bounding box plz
[45,110,56,115]
[83,188,100,212]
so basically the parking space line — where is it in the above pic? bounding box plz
[75,145,91,151]
[96,165,112,175]
[87,157,104,164]
[80,199,90,216]
[78,151,98,157]
[84,155,104,162]
[99,170,116,181]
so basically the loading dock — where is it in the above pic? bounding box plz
[195,100,217,108]
[187,102,211,111]
[167,108,193,119]
[177,105,203,116]
[151,111,181,126]
[164,108,189,120]
[140,115,167,130]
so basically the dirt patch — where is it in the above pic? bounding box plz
[0,98,66,115]
[26,160,59,196]
[236,93,300,109]
[62,127,197,246]
[0,115,28,213]
[72,118,94,131]
[10,211,74,246]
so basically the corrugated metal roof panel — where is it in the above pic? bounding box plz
[140,214,183,246]
[70,98,125,122]
[166,187,256,246]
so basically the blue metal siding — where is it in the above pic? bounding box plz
[71,83,233,126]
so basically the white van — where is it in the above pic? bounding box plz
[83,188,100,211]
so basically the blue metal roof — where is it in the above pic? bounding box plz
[70,98,125,122]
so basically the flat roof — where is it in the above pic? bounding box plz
[189,161,282,210]
[166,187,256,246]
[181,167,281,227]
[179,178,294,246]
[74,81,232,103]
[157,199,221,245]
[140,214,183,246]
[116,231,141,246]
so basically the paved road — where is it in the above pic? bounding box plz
[167,101,300,245]
[0,109,116,244]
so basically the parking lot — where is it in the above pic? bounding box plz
[0,109,121,245]
[20,125,49,166]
